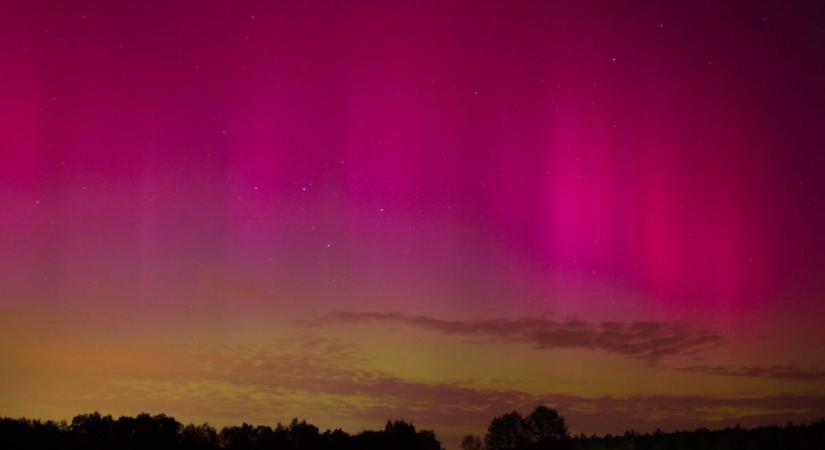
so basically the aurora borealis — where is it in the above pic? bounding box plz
[2,0,825,448]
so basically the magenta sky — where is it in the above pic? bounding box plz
[2,1,825,448]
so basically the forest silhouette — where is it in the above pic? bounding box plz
[2,406,824,450]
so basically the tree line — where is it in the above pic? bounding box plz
[1,406,824,450]
[0,413,439,450]
[462,406,825,450]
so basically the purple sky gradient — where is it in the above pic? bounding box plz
[2,1,825,447]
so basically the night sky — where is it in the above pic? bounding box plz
[2,1,825,448]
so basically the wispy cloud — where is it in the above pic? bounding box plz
[678,364,825,381]
[307,312,723,363]
[108,341,825,443]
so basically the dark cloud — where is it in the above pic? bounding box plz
[677,364,825,381]
[309,312,723,363]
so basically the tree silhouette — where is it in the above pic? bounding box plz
[525,406,568,445]
[485,410,529,450]
[289,419,321,450]
[461,433,484,450]
[119,413,181,450]
[70,412,119,450]
[485,406,569,450]
[179,424,219,450]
